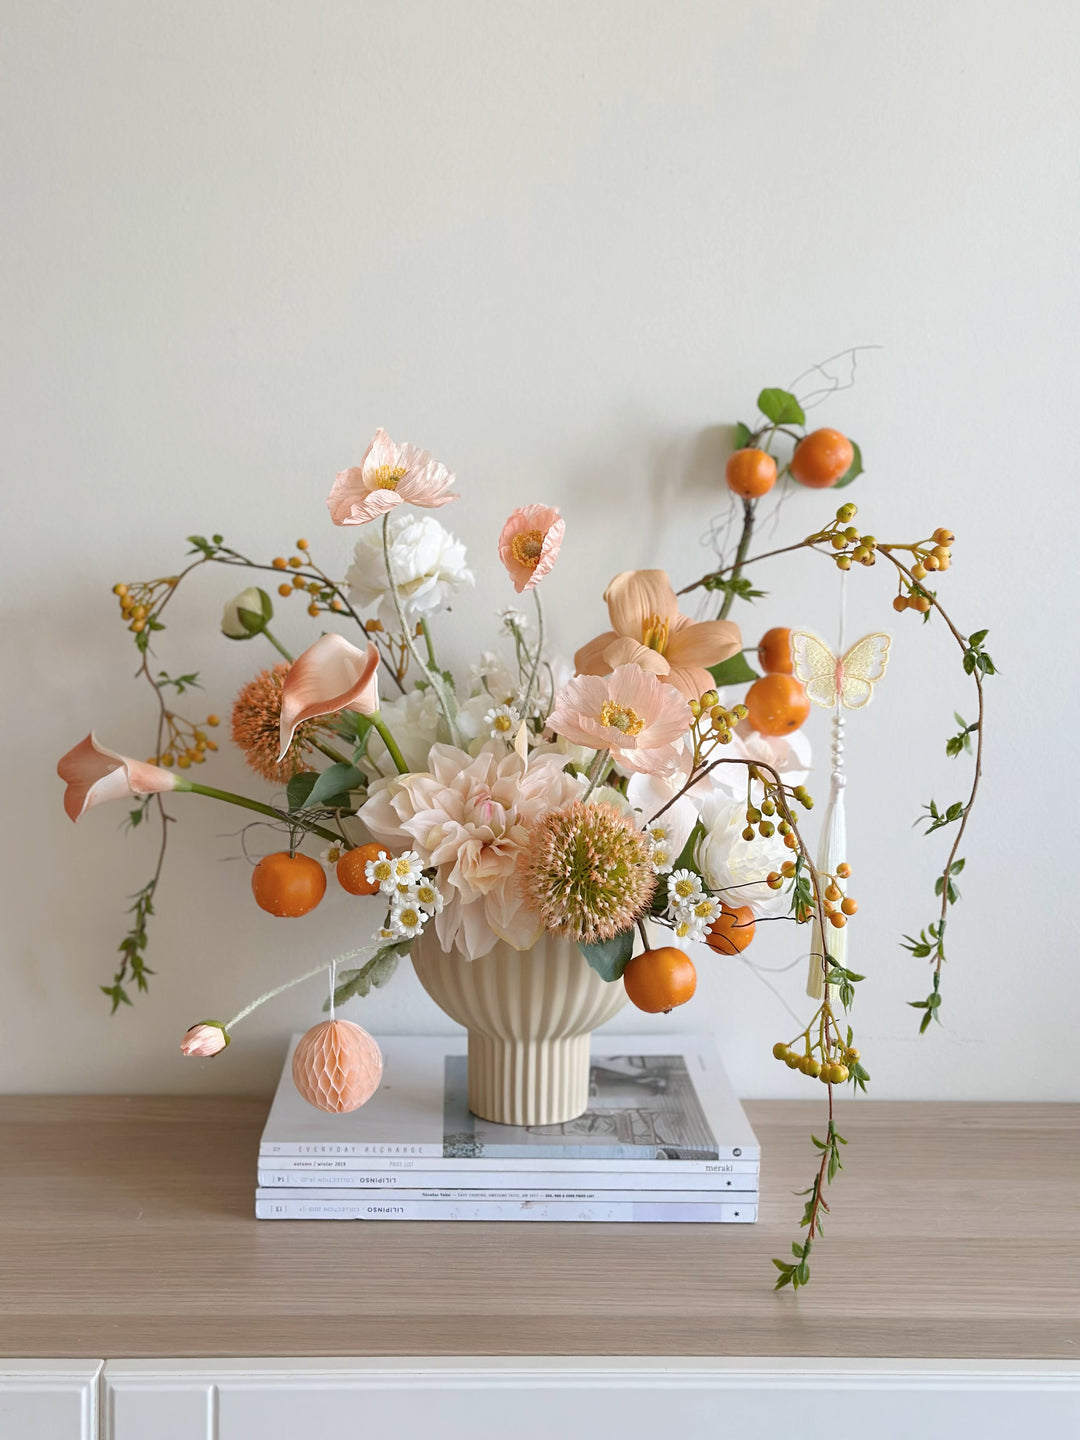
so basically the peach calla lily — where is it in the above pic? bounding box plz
[278,634,380,759]
[497,504,565,592]
[327,428,458,527]
[57,734,177,822]
[574,569,741,700]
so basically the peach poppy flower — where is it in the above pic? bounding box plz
[574,569,741,700]
[57,734,177,822]
[180,1022,230,1057]
[497,504,565,592]
[278,634,380,759]
[327,428,458,526]
[547,664,692,776]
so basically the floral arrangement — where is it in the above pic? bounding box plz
[57,372,991,1286]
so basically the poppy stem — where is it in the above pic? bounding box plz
[176,780,340,842]
[370,713,409,775]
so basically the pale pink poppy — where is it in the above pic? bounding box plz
[547,664,693,776]
[497,504,565,592]
[57,734,177,822]
[327,428,458,526]
[574,569,741,699]
[180,1022,230,1057]
[278,634,380,758]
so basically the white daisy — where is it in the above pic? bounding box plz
[391,850,424,889]
[319,842,346,868]
[672,912,708,943]
[667,868,706,914]
[484,702,521,740]
[374,926,399,945]
[685,895,722,926]
[413,878,444,914]
[390,896,427,940]
[364,850,396,894]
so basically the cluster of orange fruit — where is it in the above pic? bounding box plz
[621,903,757,1015]
[147,714,220,770]
[250,841,390,918]
[271,542,346,619]
[725,427,855,499]
[111,577,176,634]
[744,626,810,738]
[771,1040,858,1085]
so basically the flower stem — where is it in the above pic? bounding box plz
[718,497,756,619]
[262,627,293,662]
[382,513,462,745]
[371,713,409,775]
[420,617,439,670]
[224,944,373,1029]
[518,588,545,718]
[581,750,613,801]
[176,780,340,842]
[310,738,351,765]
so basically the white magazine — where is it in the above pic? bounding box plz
[260,1033,759,1167]
[255,1192,758,1224]
[255,1167,758,1193]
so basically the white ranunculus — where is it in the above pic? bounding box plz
[346,513,474,631]
[694,791,790,916]
[365,686,445,774]
[220,585,271,639]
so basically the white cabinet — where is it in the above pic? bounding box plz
[0,1361,102,1440]
[101,1358,1080,1440]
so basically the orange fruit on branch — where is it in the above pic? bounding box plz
[336,842,386,896]
[790,428,854,489]
[757,626,793,675]
[725,448,777,499]
[745,673,811,736]
[622,947,697,1014]
[705,903,756,955]
[251,851,327,917]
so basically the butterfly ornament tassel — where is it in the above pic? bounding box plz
[791,625,890,1000]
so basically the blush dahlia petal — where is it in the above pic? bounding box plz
[497,504,565,593]
[278,635,380,759]
[57,733,177,822]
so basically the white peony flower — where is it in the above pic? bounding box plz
[365,686,444,773]
[706,725,812,797]
[695,791,790,916]
[346,512,474,631]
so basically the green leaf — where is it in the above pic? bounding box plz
[709,652,760,687]
[968,629,989,647]
[578,928,635,982]
[732,421,753,450]
[757,387,806,425]
[304,763,365,809]
[833,439,864,489]
[286,772,318,812]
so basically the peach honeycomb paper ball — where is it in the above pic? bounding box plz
[291,1019,384,1114]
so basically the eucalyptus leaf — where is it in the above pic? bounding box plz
[286,772,318,812]
[305,763,365,809]
[757,387,806,426]
[578,928,635,982]
[325,942,411,1009]
[833,439,864,489]
[709,652,760,687]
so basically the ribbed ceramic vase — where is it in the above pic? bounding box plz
[411,929,628,1127]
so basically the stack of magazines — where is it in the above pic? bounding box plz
[256,1033,759,1223]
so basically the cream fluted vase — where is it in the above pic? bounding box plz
[411,928,628,1127]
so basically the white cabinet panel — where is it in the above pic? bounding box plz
[104,1358,1080,1440]
[0,1361,102,1440]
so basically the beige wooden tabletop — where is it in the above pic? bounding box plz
[0,1095,1077,1360]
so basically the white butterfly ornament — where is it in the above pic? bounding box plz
[791,631,890,710]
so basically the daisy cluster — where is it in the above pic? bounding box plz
[664,868,722,943]
[364,848,444,942]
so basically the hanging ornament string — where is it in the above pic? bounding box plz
[328,958,338,1022]
[791,574,891,1000]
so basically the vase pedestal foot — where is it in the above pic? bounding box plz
[466,1031,591,1127]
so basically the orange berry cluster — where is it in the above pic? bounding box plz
[111,578,176,633]
[148,713,220,770]
[751,783,813,850]
[893,528,955,613]
[272,541,346,619]
[806,503,878,572]
[772,1039,859,1084]
[689,688,747,754]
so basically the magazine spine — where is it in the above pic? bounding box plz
[255,1179,760,1203]
[256,1167,759,1191]
[254,1195,758,1223]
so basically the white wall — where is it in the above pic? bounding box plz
[3,0,1077,1100]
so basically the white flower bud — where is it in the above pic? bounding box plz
[221,586,272,640]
